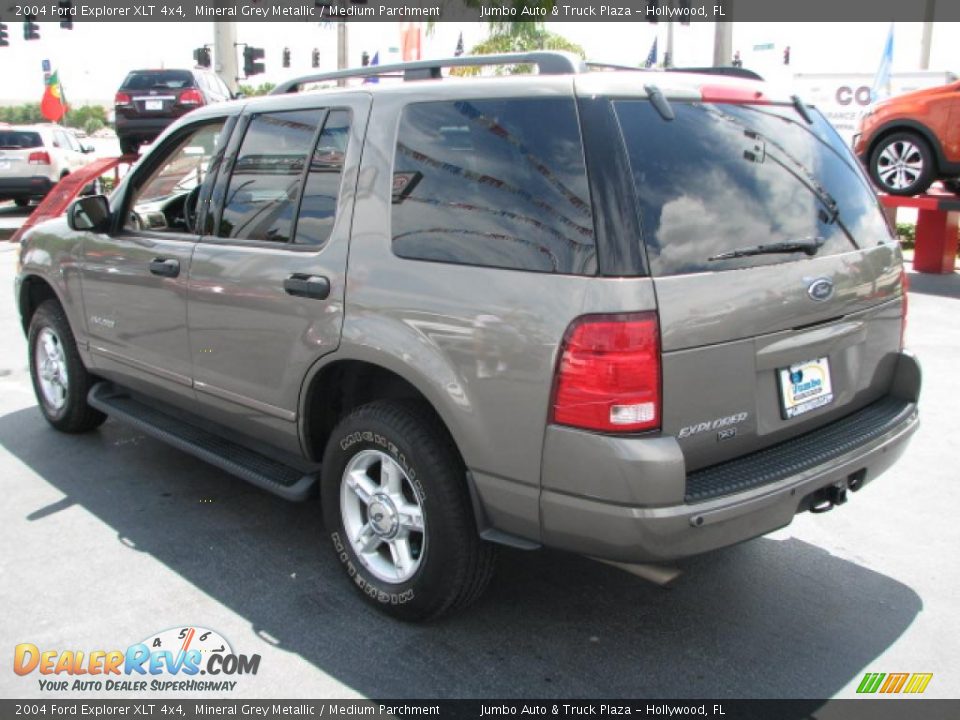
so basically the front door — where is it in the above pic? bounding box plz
[185,95,369,452]
[80,117,232,406]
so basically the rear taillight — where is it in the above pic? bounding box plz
[900,267,909,349]
[551,313,661,433]
[28,151,51,165]
[114,92,132,106]
[178,89,204,106]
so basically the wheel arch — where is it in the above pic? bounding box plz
[867,119,946,174]
[18,274,62,335]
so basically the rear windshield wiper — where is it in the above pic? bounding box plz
[709,237,825,261]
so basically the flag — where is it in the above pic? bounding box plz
[871,24,894,102]
[41,71,67,122]
[400,22,421,61]
[363,51,379,84]
[644,38,658,69]
[454,32,464,57]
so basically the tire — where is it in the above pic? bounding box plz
[321,400,496,621]
[14,198,30,208]
[119,137,140,156]
[28,300,107,433]
[869,132,935,196]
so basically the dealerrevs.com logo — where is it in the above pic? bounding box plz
[13,626,261,693]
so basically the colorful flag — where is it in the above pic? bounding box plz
[644,38,658,69]
[871,24,894,102]
[400,22,421,61]
[40,71,67,122]
[363,51,379,84]
[454,32,464,57]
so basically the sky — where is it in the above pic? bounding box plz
[0,21,958,105]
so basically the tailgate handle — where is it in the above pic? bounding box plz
[284,274,330,300]
[149,257,180,278]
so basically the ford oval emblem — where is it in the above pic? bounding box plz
[807,277,834,302]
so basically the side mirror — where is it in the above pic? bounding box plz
[81,143,95,154]
[68,195,111,232]
[233,92,246,100]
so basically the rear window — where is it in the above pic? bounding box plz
[0,131,43,149]
[391,97,597,275]
[614,100,892,276]
[121,70,195,91]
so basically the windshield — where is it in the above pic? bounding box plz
[122,70,194,91]
[614,100,893,276]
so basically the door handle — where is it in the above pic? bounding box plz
[149,258,180,278]
[284,274,330,300]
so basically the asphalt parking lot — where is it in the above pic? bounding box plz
[0,233,957,701]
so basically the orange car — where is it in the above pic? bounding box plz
[853,80,960,196]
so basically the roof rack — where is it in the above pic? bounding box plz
[586,61,764,82]
[271,51,587,94]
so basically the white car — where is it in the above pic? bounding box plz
[0,124,94,207]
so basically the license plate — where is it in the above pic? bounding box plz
[778,357,834,418]
[145,99,164,111]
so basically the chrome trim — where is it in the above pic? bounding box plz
[194,381,297,422]
[90,345,192,387]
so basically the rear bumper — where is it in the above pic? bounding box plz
[114,116,175,140]
[539,352,921,563]
[0,176,56,199]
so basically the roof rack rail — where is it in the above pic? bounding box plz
[271,51,587,94]
[586,61,764,82]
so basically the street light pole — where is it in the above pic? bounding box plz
[214,20,239,94]
[337,21,348,87]
[713,21,732,67]
[920,0,935,70]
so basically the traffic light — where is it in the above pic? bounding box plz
[243,46,265,77]
[732,51,743,68]
[58,1,73,29]
[282,47,291,68]
[0,23,9,47]
[311,48,320,68]
[783,46,791,65]
[194,46,211,68]
[23,16,40,41]
[361,51,370,67]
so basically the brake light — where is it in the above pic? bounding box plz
[900,267,909,349]
[178,89,204,106]
[700,84,768,104]
[114,92,132,106]
[28,151,51,165]
[551,313,661,433]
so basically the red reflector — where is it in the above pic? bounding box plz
[551,313,661,433]
[700,84,767,104]
[114,92,132,106]
[28,151,51,165]
[178,89,204,106]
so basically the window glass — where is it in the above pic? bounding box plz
[391,98,596,275]
[0,131,42,149]
[121,70,195,91]
[293,110,350,246]
[218,109,323,243]
[124,120,226,233]
[614,100,891,276]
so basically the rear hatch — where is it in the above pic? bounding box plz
[117,70,196,118]
[0,129,45,179]
[612,95,904,475]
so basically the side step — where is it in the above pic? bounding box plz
[88,383,317,502]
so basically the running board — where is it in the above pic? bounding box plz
[88,383,317,502]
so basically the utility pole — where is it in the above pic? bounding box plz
[666,21,674,69]
[214,20,239,94]
[713,21,732,67]
[920,0,935,70]
[337,21,348,87]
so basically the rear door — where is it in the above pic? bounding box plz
[185,95,369,453]
[612,98,903,472]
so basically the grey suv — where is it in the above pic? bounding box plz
[15,53,921,620]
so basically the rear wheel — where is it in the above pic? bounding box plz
[321,400,495,621]
[119,137,140,156]
[14,198,30,208]
[869,132,934,196]
[28,300,107,433]
[943,179,960,196]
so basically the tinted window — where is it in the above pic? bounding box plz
[0,131,42,149]
[219,110,323,243]
[391,98,596,275]
[614,100,891,276]
[122,70,195,90]
[294,110,350,246]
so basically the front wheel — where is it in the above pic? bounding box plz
[321,401,495,621]
[28,300,107,433]
[869,132,934,196]
[119,137,140,157]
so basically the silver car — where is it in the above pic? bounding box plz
[15,53,920,620]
